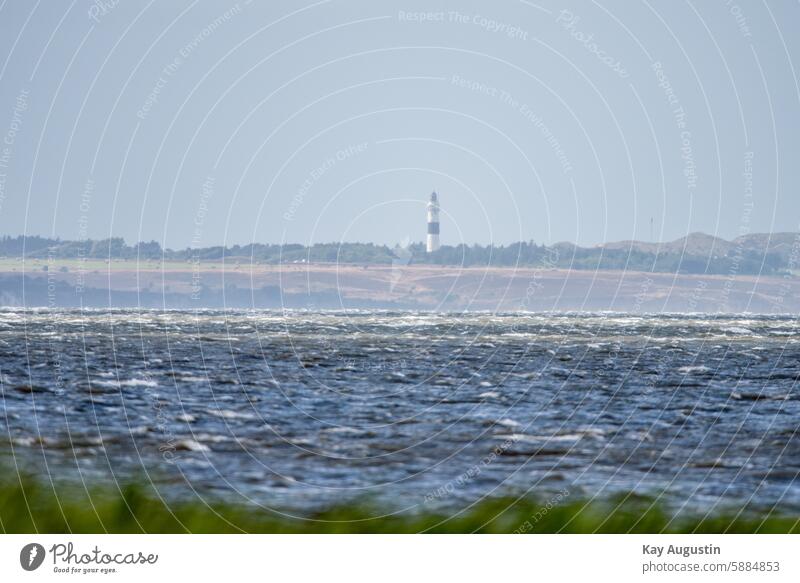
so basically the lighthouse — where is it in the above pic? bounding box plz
[426,191,440,253]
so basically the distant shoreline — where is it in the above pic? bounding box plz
[0,231,798,278]
[1,261,798,312]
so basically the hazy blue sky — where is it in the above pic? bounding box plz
[0,0,798,248]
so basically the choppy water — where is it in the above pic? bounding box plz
[1,309,799,516]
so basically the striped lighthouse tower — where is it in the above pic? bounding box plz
[426,191,440,253]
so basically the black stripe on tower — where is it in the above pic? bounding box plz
[427,222,440,235]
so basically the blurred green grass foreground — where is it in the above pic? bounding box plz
[1,471,798,534]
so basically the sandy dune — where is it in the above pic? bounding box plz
[3,262,799,312]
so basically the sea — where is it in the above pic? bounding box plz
[1,309,799,517]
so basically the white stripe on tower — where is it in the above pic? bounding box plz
[426,191,440,253]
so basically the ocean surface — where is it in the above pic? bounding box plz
[1,309,799,517]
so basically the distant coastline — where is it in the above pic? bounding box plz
[1,231,798,276]
[0,232,797,310]
[1,262,798,312]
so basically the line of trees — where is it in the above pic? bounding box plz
[0,235,791,276]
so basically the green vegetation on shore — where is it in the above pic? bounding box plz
[1,472,797,534]
[1,232,797,276]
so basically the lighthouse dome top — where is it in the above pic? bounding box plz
[430,191,438,202]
